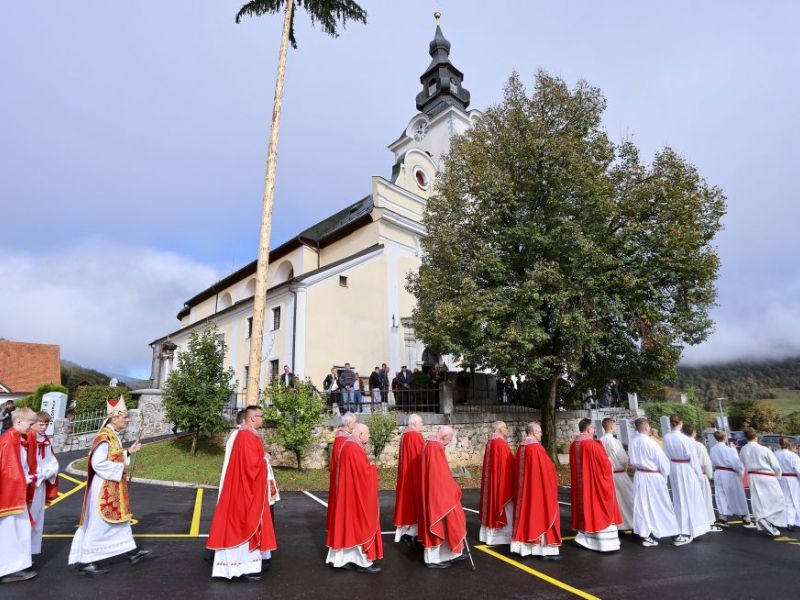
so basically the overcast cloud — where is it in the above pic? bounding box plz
[2,1,799,376]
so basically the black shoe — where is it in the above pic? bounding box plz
[128,548,153,565]
[788,525,795,532]
[354,564,382,574]
[450,553,467,563]
[401,534,416,548]
[244,573,262,581]
[541,555,562,561]
[262,559,271,571]
[426,561,452,569]
[1,570,38,584]
[79,563,109,576]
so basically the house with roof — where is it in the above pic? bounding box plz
[0,340,61,402]
[149,22,481,394]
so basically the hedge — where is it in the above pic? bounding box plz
[643,402,703,434]
[73,386,133,414]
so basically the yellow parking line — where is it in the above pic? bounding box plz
[475,544,601,600]
[47,481,86,508]
[59,472,84,485]
[189,488,204,536]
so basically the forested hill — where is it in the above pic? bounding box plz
[677,356,800,403]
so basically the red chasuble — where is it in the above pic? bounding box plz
[207,427,277,553]
[393,429,424,527]
[419,440,466,553]
[478,435,515,529]
[0,429,27,518]
[512,439,562,546]
[326,429,350,532]
[569,434,622,532]
[325,439,383,560]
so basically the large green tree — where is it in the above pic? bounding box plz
[163,326,236,455]
[235,0,367,405]
[409,72,726,457]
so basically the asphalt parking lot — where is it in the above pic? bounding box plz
[4,470,799,600]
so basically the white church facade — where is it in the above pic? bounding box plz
[149,23,482,393]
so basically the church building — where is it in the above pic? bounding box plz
[149,22,482,393]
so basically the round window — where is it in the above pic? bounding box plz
[414,168,429,190]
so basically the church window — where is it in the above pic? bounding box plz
[414,167,430,190]
[243,365,249,389]
[339,275,348,287]
[272,307,281,330]
[246,317,253,338]
[270,360,280,382]
[428,78,437,96]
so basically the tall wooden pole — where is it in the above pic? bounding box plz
[246,0,295,406]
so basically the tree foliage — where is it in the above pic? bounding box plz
[74,386,132,413]
[643,402,703,434]
[18,383,69,412]
[235,0,367,48]
[409,72,726,456]
[365,412,397,462]
[163,327,236,455]
[264,379,325,470]
[728,399,783,433]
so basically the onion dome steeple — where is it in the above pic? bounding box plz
[415,13,471,117]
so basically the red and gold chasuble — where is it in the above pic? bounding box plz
[79,427,133,525]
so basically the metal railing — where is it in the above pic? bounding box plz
[68,409,107,436]
[326,388,443,414]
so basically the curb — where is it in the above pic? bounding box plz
[66,459,219,490]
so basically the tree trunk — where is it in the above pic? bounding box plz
[295,449,303,471]
[246,0,296,406]
[542,373,559,460]
[191,430,199,456]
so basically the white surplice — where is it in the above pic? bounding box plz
[663,431,711,538]
[740,442,786,528]
[600,433,634,530]
[693,439,716,526]
[628,433,679,539]
[479,501,513,546]
[709,442,750,517]
[0,442,33,578]
[68,430,136,565]
[31,434,60,554]
[775,449,800,527]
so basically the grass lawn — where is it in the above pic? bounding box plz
[70,436,572,489]
[759,388,800,415]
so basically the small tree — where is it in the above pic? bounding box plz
[728,399,783,433]
[163,326,236,455]
[365,412,397,463]
[264,379,324,470]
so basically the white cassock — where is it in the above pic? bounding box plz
[68,431,136,565]
[709,442,749,517]
[774,449,800,527]
[213,430,271,578]
[31,434,60,554]
[663,432,710,538]
[600,433,634,530]
[693,439,716,526]
[628,433,679,539]
[0,443,33,578]
[740,442,786,528]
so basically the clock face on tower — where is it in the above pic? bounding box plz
[413,120,429,141]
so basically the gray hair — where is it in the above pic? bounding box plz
[526,421,542,435]
[341,412,358,427]
[492,420,506,433]
[407,413,423,427]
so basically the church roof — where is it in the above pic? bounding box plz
[415,22,470,117]
[176,195,374,319]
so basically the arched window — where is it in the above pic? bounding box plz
[245,278,256,297]
[271,260,295,286]
[218,292,232,310]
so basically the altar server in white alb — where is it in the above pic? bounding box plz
[662,415,712,546]
[709,431,755,528]
[774,437,800,531]
[69,396,151,575]
[684,424,722,533]
[29,411,61,556]
[627,417,679,547]
[739,427,786,537]
[600,418,634,530]
[0,407,39,584]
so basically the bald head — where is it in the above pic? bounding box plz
[352,423,370,445]
[437,425,455,446]
[341,412,358,431]
[407,413,423,431]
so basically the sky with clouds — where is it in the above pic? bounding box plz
[2,1,799,378]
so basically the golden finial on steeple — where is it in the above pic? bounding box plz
[434,11,441,24]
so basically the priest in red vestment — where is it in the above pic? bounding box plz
[420,425,467,569]
[511,421,562,559]
[326,423,383,574]
[479,421,515,545]
[0,407,38,584]
[326,412,357,533]
[569,418,622,552]
[394,413,425,544]
[208,405,277,581]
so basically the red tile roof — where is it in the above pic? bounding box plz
[0,340,61,394]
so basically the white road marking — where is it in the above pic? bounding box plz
[464,507,479,514]
[303,490,328,508]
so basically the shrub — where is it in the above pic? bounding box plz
[643,402,702,432]
[365,412,397,461]
[74,386,132,414]
[264,379,325,470]
[728,399,783,433]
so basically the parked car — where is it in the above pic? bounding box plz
[728,430,747,450]
[760,434,782,451]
